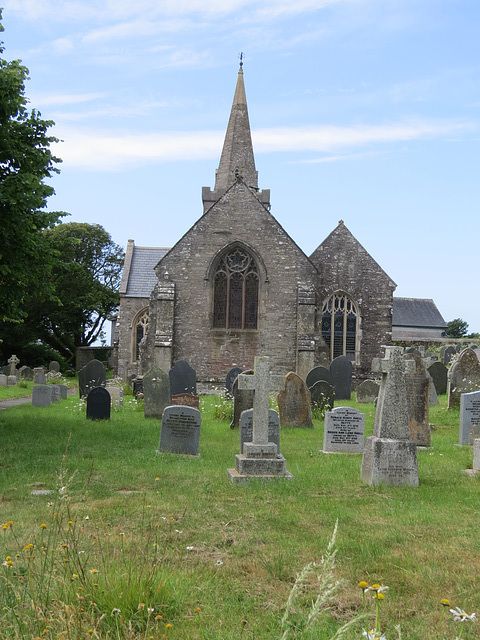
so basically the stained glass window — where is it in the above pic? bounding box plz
[321,294,358,362]
[213,248,258,329]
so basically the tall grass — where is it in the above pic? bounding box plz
[0,393,479,639]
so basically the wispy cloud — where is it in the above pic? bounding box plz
[31,93,107,107]
[53,118,473,171]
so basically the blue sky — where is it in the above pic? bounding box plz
[2,0,479,333]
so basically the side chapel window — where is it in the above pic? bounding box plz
[213,247,258,329]
[321,293,358,361]
[134,309,149,361]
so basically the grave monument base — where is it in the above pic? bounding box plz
[361,436,419,487]
[228,448,293,484]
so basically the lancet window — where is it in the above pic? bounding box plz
[321,293,358,361]
[213,247,258,329]
[133,309,149,360]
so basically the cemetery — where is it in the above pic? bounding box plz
[1,349,479,640]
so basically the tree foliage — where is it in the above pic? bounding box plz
[0,223,125,364]
[445,318,469,338]
[0,11,66,321]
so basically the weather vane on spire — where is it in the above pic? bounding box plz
[239,51,244,68]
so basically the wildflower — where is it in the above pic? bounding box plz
[186,546,194,550]
[450,606,476,622]
[23,543,34,550]
[90,569,98,575]
[68,521,73,525]
[155,477,160,481]
[194,607,201,613]
[165,623,173,628]
[72,574,78,579]
[362,631,386,640]
[175,529,183,534]
[169,517,174,521]
[147,607,154,614]
[2,560,13,567]
[215,560,224,566]
[153,542,159,547]
[138,603,145,609]
[112,608,121,615]
[358,581,369,589]
[84,516,89,520]
[40,523,47,529]
[155,615,163,620]
[441,598,450,607]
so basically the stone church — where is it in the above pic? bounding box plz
[114,64,400,386]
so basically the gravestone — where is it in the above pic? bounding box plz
[225,367,243,396]
[427,361,448,395]
[459,391,480,445]
[306,365,332,390]
[34,367,47,385]
[50,385,61,403]
[361,347,419,487]
[6,374,17,386]
[86,387,111,420]
[19,366,33,381]
[443,346,455,365]
[171,393,199,409]
[448,349,480,409]
[133,376,144,398]
[309,380,335,412]
[277,372,312,427]
[455,343,462,353]
[473,439,480,471]
[107,386,124,408]
[143,365,171,418]
[427,372,439,406]
[169,360,196,395]
[323,407,365,453]
[7,354,20,378]
[58,384,68,400]
[230,370,254,429]
[0,374,7,387]
[227,356,292,483]
[405,354,430,446]
[356,379,380,403]
[84,359,107,398]
[240,408,280,454]
[330,355,352,400]
[49,361,60,373]
[158,405,201,455]
[32,385,52,407]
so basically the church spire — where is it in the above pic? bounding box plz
[214,61,258,192]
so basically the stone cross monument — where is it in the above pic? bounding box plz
[227,356,293,483]
[361,346,419,487]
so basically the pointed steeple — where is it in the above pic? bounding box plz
[214,64,258,191]
[202,62,270,213]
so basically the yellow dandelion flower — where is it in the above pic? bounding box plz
[194,607,201,613]
[165,623,173,628]
[40,523,47,529]
[138,603,145,609]
[441,598,450,607]
[358,581,369,589]
[155,614,163,620]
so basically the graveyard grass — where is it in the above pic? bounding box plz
[1,393,479,640]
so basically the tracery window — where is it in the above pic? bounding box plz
[213,247,258,329]
[134,309,149,361]
[321,293,358,362]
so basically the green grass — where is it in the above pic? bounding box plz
[0,393,478,640]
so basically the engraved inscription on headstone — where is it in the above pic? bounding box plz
[459,391,480,445]
[159,406,201,455]
[323,407,365,453]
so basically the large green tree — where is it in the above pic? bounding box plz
[445,318,469,338]
[9,222,125,363]
[0,11,65,322]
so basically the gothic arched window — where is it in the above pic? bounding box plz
[321,293,358,362]
[213,247,258,329]
[133,309,149,361]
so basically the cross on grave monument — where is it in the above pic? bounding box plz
[361,346,419,487]
[8,354,20,377]
[227,356,293,483]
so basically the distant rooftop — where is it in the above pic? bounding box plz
[393,297,447,328]
[124,246,169,298]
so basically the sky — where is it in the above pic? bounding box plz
[2,0,479,334]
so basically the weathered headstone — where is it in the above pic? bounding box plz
[361,347,419,487]
[86,387,111,420]
[427,372,439,406]
[306,365,332,390]
[448,349,480,409]
[229,370,254,429]
[107,386,124,408]
[240,408,280,454]
[459,391,480,445]
[473,439,480,471]
[34,367,47,385]
[7,354,20,378]
[309,380,334,413]
[323,407,365,453]
[225,367,243,396]
[330,355,352,400]
[32,385,52,407]
[0,374,7,387]
[169,360,196,395]
[19,366,34,381]
[443,346,455,365]
[49,360,60,373]
[158,405,201,455]
[133,376,144,398]
[58,384,68,400]
[455,343,462,353]
[277,372,312,427]
[227,356,292,483]
[171,393,199,409]
[50,385,61,403]
[143,365,171,418]
[405,354,430,446]
[427,361,448,396]
[6,374,17,386]
[356,379,379,403]
[84,359,107,398]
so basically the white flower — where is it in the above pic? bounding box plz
[111,608,121,615]
[362,630,386,640]
[84,516,89,520]
[147,607,154,614]
[186,546,194,551]
[175,529,183,534]
[215,560,223,566]
[450,607,476,622]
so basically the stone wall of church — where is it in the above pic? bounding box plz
[114,296,150,381]
[310,224,395,380]
[146,180,317,382]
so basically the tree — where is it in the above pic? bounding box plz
[15,223,125,363]
[0,11,66,322]
[445,318,469,338]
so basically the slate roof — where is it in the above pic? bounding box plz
[392,297,447,328]
[124,246,169,298]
